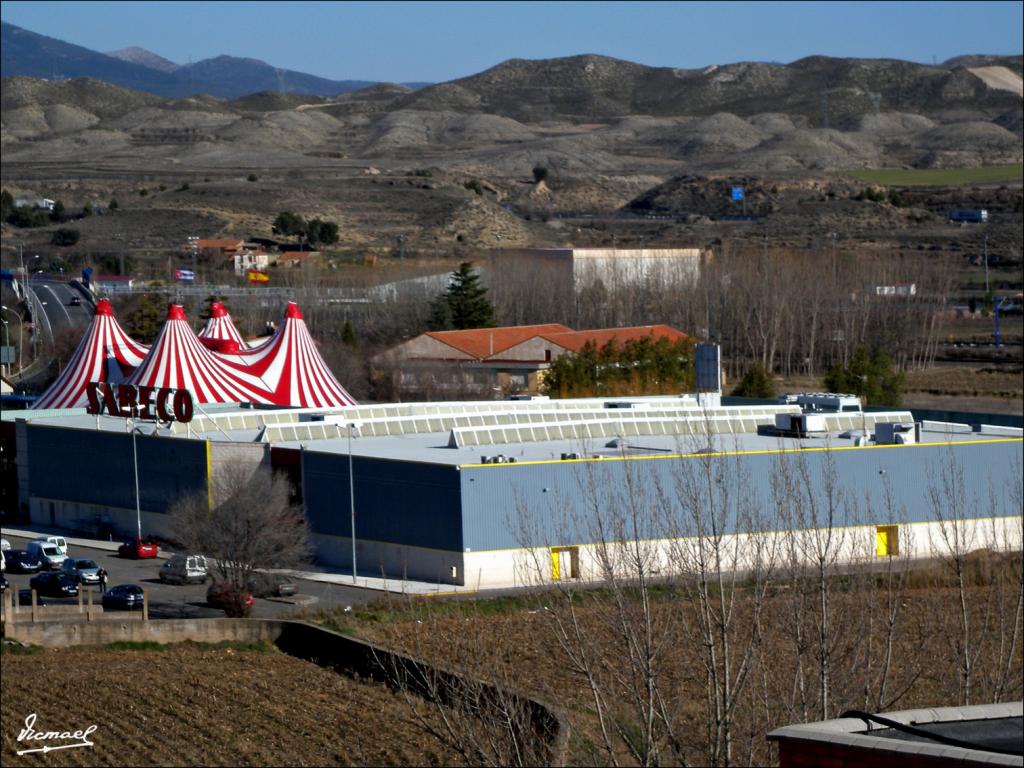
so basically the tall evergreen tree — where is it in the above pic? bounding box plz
[426,293,453,331]
[341,320,357,348]
[445,262,494,330]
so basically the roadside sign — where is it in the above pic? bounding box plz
[731,187,744,201]
[1,346,15,364]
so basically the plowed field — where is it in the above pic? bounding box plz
[1,644,460,767]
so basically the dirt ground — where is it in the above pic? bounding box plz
[315,562,1024,767]
[0,643,462,767]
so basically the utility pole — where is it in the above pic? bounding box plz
[983,234,990,295]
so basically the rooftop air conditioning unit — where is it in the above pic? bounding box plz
[876,422,917,445]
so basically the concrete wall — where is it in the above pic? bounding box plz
[379,335,475,362]
[463,516,1023,587]
[7,618,284,648]
[311,532,466,586]
[29,497,177,541]
[570,247,704,291]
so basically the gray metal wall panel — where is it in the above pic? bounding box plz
[302,452,463,552]
[460,441,1023,551]
[26,424,207,514]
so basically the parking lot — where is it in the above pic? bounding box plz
[2,537,380,619]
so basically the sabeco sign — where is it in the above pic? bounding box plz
[85,382,194,424]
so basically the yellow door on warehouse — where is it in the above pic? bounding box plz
[550,546,579,580]
[876,525,899,557]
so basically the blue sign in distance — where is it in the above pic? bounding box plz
[731,187,744,201]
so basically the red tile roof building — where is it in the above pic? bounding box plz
[374,323,689,398]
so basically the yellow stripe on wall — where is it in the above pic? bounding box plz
[206,440,213,510]
[458,437,1023,469]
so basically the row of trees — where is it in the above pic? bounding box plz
[1,189,112,229]
[484,244,954,379]
[542,336,695,398]
[272,211,340,246]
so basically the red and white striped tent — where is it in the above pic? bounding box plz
[224,302,357,407]
[197,301,247,350]
[32,298,149,410]
[126,304,275,405]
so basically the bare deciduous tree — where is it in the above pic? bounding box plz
[169,461,311,614]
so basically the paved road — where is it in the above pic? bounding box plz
[2,542,380,620]
[27,278,93,341]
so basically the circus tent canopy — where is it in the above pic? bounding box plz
[126,304,275,405]
[31,298,149,410]
[221,302,357,407]
[197,302,247,348]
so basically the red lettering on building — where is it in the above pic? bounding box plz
[85,382,193,424]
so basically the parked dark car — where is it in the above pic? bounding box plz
[29,572,80,598]
[5,550,42,574]
[0,575,8,594]
[101,584,145,611]
[248,572,297,598]
[69,296,81,306]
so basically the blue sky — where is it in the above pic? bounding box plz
[2,1,1022,83]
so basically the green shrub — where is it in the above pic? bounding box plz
[51,228,80,247]
[731,365,776,398]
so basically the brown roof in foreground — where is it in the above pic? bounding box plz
[426,324,573,360]
[539,325,689,353]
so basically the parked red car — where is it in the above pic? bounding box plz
[118,538,159,559]
[207,582,254,616]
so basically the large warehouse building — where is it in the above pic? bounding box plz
[4,394,1021,587]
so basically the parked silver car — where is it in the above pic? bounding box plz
[61,557,101,584]
[159,554,209,585]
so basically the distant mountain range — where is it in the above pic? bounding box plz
[2,19,1021,178]
[0,22,431,98]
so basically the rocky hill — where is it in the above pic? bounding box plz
[397,53,1023,126]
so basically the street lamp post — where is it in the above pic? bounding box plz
[131,417,143,542]
[347,422,360,583]
[0,316,9,378]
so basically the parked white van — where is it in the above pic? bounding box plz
[32,536,68,557]
[159,554,209,585]
[26,541,67,570]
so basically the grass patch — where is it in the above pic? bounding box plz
[0,641,41,655]
[846,164,1023,187]
[102,639,276,653]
